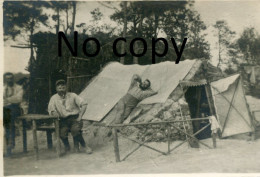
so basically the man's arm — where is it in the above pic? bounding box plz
[74,94,88,121]
[48,96,59,116]
[77,104,87,121]
[128,74,142,90]
[142,88,158,100]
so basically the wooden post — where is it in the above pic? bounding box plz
[212,133,217,148]
[55,119,61,157]
[251,111,256,141]
[205,84,214,116]
[22,120,27,153]
[112,128,120,162]
[46,130,53,149]
[167,125,171,154]
[195,87,202,118]
[32,120,39,160]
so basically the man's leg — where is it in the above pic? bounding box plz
[4,108,12,156]
[122,105,134,122]
[113,99,126,124]
[9,104,20,148]
[71,120,92,154]
[59,120,70,152]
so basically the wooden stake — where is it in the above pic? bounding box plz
[167,126,171,154]
[46,130,53,149]
[55,119,61,157]
[22,120,27,153]
[112,128,120,162]
[212,133,217,148]
[32,120,39,160]
[205,84,215,116]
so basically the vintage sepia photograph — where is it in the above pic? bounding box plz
[2,0,260,175]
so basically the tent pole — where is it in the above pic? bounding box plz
[205,84,214,116]
[195,87,202,117]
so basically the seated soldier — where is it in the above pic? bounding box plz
[48,79,92,154]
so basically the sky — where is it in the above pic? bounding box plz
[3,1,260,74]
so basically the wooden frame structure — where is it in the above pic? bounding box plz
[94,118,216,162]
[17,114,61,160]
[67,57,92,94]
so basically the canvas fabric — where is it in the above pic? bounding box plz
[80,60,197,121]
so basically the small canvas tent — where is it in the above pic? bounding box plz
[80,59,254,139]
[211,74,255,137]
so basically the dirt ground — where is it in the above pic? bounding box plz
[3,127,260,175]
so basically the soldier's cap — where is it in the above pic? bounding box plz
[55,79,66,86]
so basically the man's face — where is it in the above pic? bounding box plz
[5,75,14,86]
[56,84,67,95]
[140,80,150,90]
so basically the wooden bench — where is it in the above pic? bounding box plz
[17,114,61,160]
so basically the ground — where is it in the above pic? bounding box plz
[3,128,260,175]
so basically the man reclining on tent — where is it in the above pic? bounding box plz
[113,74,158,124]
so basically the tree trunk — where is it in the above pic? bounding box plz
[154,14,159,38]
[217,30,221,68]
[120,1,127,64]
[28,18,35,73]
[65,5,69,35]
[133,14,144,64]
[56,6,60,34]
[71,2,76,35]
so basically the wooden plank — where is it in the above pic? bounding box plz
[32,120,39,160]
[46,130,53,149]
[93,118,211,127]
[67,75,92,79]
[205,84,215,115]
[196,87,202,117]
[167,126,171,154]
[71,56,90,61]
[22,120,27,153]
[18,114,58,120]
[112,128,120,162]
[212,133,217,148]
[55,119,61,157]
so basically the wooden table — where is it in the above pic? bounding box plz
[17,114,61,160]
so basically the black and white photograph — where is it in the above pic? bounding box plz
[2,0,260,175]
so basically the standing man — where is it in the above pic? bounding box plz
[114,74,158,124]
[3,72,23,156]
[48,79,92,154]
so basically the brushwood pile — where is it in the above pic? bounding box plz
[119,97,194,142]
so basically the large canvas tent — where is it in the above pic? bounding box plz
[80,59,255,138]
